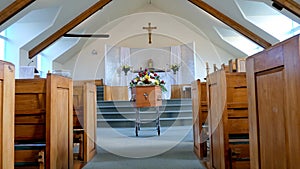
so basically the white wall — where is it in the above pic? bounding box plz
[130,47,170,70]
[63,12,236,82]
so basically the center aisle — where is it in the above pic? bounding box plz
[83,126,206,169]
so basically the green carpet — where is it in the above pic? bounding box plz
[83,126,207,169]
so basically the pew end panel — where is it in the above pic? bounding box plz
[0,61,15,169]
[46,74,73,169]
[246,34,300,169]
[192,80,208,159]
[207,70,250,169]
[73,81,97,163]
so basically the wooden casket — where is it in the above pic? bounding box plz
[131,86,162,108]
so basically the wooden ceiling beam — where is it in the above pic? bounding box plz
[29,0,112,59]
[188,0,272,49]
[0,0,35,25]
[273,0,300,18]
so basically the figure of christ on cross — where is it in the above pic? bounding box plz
[143,22,157,44]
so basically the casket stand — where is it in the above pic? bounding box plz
[130,86,162,136]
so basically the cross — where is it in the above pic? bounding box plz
[143,22,157,44]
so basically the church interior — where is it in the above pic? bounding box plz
[1,0,300,168]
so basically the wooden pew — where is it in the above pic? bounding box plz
[246,34,300,169]
[73,81,97,163]
[0,61,15,169]
[14,74,73,169]
[191,79,208,159]
[103,85,128,101]
[207,70,250,169]
[171,84,191,98]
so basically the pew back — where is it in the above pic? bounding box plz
[15,74,73,169]
[104,85,128,101]
[191,80,208,159]
[171,84,191,98]
[15,79,46,142]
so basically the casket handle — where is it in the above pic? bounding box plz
[143,93,148,100]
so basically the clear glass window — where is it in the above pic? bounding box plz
[0,31,5,60]
[236,0,300,41]
[215,27,264,56]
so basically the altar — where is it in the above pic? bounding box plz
[104,43,195,100]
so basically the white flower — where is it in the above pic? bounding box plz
[149,78,155,84]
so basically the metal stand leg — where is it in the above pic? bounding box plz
[135,108,140,136]
[156,107,161,136]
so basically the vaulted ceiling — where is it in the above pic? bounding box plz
[1,0,300,64]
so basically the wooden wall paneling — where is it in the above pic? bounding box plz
[0,61,15,169]
[246,34,300,169]
[171,85,181,99]
[104,86,128,101]
[73,79,103,87]
[171,84,191,99]
[111,86,129,101]
[103,85,111,101]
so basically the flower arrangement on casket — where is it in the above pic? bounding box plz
[129,68,167,92]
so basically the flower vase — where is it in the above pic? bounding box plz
[124,70,128,76]
[123,68,130,76]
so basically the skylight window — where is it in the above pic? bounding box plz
[0,31,5,60]
[236,0,300,41]
[215,27,263,56]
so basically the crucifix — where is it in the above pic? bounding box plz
[143,22,157,44]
